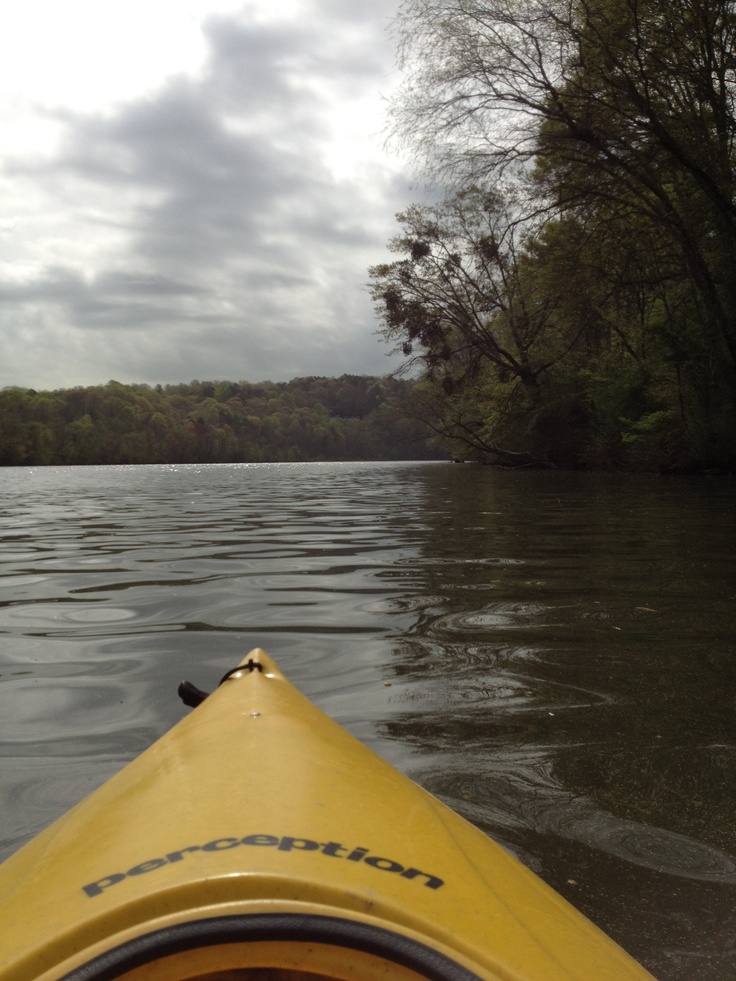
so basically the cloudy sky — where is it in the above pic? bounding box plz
[0,0,415,391]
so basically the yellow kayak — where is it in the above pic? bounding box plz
[0,650,657,981]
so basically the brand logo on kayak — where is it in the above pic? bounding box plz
[82,833,445,898]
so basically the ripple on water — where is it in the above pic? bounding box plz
[580,604,664,622]
[419,753,736,884]
[430,602,550,634]
[597,824,736,879]
[0,575,48,588]
[3,603,139,631]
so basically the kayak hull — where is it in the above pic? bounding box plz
[0,650,657,981]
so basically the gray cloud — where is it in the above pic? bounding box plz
[1,2,409,390]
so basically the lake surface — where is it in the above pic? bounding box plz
[1,461,734,980]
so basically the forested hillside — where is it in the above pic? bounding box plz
[370,0,736,473]
[0,376,440,466]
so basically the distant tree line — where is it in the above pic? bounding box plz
[0,376,442,466]
[370,0,736,472]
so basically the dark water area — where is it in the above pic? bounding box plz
[1,461,734,980]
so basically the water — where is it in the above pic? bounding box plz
[1,461,735,980]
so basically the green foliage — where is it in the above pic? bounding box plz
[0,377,441,466]
[374,0,736,471]
[620,410,685,472]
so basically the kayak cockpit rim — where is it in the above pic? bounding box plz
[56,913,484,981]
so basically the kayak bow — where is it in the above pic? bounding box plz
[0,650,657,981]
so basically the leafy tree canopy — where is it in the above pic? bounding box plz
[0,376,442,466]
[372,0,736,471]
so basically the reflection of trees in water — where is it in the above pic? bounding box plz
[378,465,736,980]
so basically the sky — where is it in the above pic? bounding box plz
[0,0,415,391]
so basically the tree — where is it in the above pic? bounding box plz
[369,187,604,464]
[370,188,575,387]
[379,0,736,468]
[390,0,736,409]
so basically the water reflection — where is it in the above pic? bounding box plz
[1,463,735,980]
[377,465,736,980]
